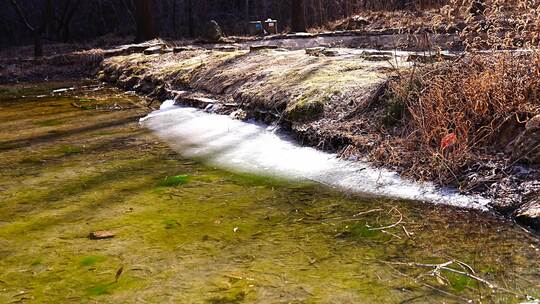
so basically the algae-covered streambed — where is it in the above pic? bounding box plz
[0,82,539,303]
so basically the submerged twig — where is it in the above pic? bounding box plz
[382,260,537,301]
[368,207,403,231]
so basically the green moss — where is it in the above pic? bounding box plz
[36,119,64,127]
[19,157,44,164]
[80,255,107,266]
[163,219,181,229]
[208,290,246,304]
[444,271,478,292]
[59,145,84,154]
[93,130,118,136]
[286,93,325,122]
[31,258,43,266]
[158,174,189,187]
[87,283,116,296]
[349,223,380,238]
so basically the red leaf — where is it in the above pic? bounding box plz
[440,133,457,150]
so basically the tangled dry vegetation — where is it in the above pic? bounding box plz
[335,0,540,50]
[380,52,540,186]
[448,0,540,49]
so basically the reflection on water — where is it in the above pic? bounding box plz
[141,100,489,210]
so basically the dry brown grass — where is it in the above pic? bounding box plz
[383,52,540,185]
[333,0,540,50]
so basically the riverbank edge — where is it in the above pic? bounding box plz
[94,48,539,233]
[1,39,537,232]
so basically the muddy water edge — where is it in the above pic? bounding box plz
[0,81,539,303]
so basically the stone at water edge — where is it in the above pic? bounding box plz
[305,47,326,56]
[205,20,224,42]
[515,198,540,231]
[249,45,279,52]
[143,45,164,55]
[512,114,540,164]
[88,230,115,240]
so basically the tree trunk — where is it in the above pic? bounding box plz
[134,0,157,42]
[187,0,194,37]
[291,0,306,32]
[172,0,176,37]
[33,32,43,57]
[8,0,51,57]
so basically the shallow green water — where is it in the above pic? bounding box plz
[0,82,539,303]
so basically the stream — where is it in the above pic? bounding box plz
[0,82,539,303]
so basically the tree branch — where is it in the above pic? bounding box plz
[8,0,35,32]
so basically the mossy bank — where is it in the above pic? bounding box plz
[98,45,540,231]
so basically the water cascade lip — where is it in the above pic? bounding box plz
[140,100,490,210]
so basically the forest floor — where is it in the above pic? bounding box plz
[0,32,539,231]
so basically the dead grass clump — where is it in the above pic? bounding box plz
[384,52,540,185]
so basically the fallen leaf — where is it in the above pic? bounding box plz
[88,231,115,240]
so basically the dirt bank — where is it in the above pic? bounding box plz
[95,43,540,231]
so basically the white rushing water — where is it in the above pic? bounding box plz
[141,100,490,210]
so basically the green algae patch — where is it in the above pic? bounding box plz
[163,219,181,229]
[80,255,107,266]
[0,82,539,303]
[87,283,116,296]
[59,145,84,154]
[444,270,478,292]
[158,174,189,187]
[19,157,44,164]
[36,119,65,127]
[349,223,381,238]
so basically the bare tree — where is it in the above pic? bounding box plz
[291,0,306,32]
[8,0,53,57]
[56,0,82,42]
[134,0,157,42]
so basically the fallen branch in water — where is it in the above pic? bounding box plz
[382,260,538,301]
[368,207,403,231]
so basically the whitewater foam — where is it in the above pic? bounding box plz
[141,100,490,210]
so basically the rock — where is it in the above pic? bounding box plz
[349,17,370,29]
[134,78,154,94]
[176,96,219,109]
[512,115,540,163]
[515,198,540,230]
[361,51,393,61]
[143,45,164,55]
[305,47,326,56]
[230,109,247,120]
[407,53,458,63]
[213,45,238,52]
[250,45,279,52]
[285,32,316,39]
[88,230,115,240]
[173,46,193,53]
[322,49,340,57]
[205,20,223,42]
